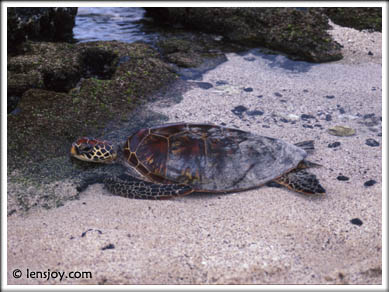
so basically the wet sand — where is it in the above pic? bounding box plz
[7,22,382,285]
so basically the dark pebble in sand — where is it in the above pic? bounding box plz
[244,57,256,61]
[301,114,315,121]
[231,105,248,117]
[101,243,115,250]
[246,110,264,116]
[364,179,377,187]
[325,114,332,121]
[274,92,282,97]
[303,89,309,93]
[196,82,213,89]
[337,175,349,181]
[216,80,228,85]
[244,87,253,92]
[363,113,375,119]
[368,51,373,56]
[302,124,313,129]
[365,138,380,147]
[338,107,345,114]
[280,118,289,123]
[262,125,270,128]
[328,142,341,148]
[257,95,263,98]
[325,95,335,99]
[350,218,363,226]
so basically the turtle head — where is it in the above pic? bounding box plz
[71,137,117,163]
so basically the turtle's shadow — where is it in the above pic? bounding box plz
[180,185,326,202]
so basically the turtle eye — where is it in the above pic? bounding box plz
[79,144,93,153]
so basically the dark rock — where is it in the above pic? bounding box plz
[274,92,283,97]
[325,114,332,121]
[302,124,313,129]
[145,8,343,62]
[244,57,256,61]
[303,89,309,93]
[337,175,349,181]
[101,243,115,250]
[231,105,248,117]
[7,7,78,55]
[364,180,377,187]
[280,118,289,123]
[365,139,380,147]
[325,95,335,99]
[368,51,373,56]
[257,95,263,98]
[350,218,363,226]
[328,142,341,148]
[243,87,253,92]
[338,107,345,114]
[246,110,264,116]
[196,82,213,89]
[301,114,315,121]
[216,80,228,85]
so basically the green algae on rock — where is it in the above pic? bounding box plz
[8,41,178,170]
[145,7,343,63]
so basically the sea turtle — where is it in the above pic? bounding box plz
[71,123,325,199]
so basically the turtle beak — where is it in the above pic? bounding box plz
[70,144,78,157]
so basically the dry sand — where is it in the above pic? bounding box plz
[7,22,383,285]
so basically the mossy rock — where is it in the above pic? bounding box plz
[322,8,382,32]
[8,41,178,169]
[146,7,343,62]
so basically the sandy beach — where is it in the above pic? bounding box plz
[7,22,382,285]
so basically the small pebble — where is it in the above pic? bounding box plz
[302,124,313,129]
[274,92,282,97]
[101,243,115,250]
[325,95,335,99]
[243,87,253,92]
[301,114,315,121]
[350,218,363,226]
[338,107,345,114]
[257,95,263,98]
[280,118,289,123]
[325,114,332,121]
[364,180,377,187]
[196,82,213,89]
[244,57,256,61]
[365,138,379,147]
[216,80,228,85]
[328,142,341,148]
[328,126,356,137]
[337,175,349,181]
[368,51,373,56]
[303,89,309,93]
[246,110,264,116]
[231,105,248,117]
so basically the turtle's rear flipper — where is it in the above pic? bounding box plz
[294,140,315,154]
[103,174,193,199]
[273,169,325,194]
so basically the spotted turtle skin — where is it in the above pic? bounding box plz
[121,123,307,193]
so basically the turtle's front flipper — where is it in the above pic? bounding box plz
[78,174,193,199]
[273,169,325,195]
[103,174,193,199]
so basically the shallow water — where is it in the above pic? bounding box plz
[73,7,156,43]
